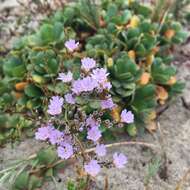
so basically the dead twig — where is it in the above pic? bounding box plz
[156,103,170,117]
[86,141,158,153]
[29,140,159,174]
[104,176,109,190]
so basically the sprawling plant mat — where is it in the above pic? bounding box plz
[0,0,189,190]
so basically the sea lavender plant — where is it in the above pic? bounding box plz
[34,40,133,179]
[0,0,188,145]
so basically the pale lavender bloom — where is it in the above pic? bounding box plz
[86,117,99,128]
[72,77,98,94]
[35,124,54,141]
[113,153,128,168]
[101,98,115,110]
[64,93,75,104]
[101,81,112,90]
[49,129,64,145]
[81,57,96,72]
[91,68,109,84]
[57,143,74,160]
[84,160,101,177]
[47,96,64,115]
[120,109,134,124]
[95,144,106,157]
[87,126,102,142]
[80,77,98,92]
[71,79,82,94]
[65,39,79,52]
[62,134,73,145]
[57,71,73,83]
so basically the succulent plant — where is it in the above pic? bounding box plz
[109,52,141,104]
[0,0,189,143]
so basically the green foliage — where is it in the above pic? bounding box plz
[109,52,140,103]
[67,181,77,190]
[144,157,161,186]
[126,124,137,136]
[67,179,87,190]
[78,0,100,29]
[0,1,189,189]
[37,147,58,165]
[132,84,157,122]
[0,0,188,144]
[25,84,43,98]
[151,58,176,84]
[13,171,29,189]
[0,113,32,144]
[28,175,43,190]
[3,56,26,78]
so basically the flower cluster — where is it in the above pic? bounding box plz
[35,40,135,177]
[35,124,73,159]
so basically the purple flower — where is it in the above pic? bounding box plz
[120,109,134,124]
[86,117,99,128]
[101,98,115,110]
[84,160,101,177]
[91,68,109,84]
[57,143,74,160]
[49,129,64,145]
[64,93,75,104]
[71,79,82,94]
[57,71,73,83]
[81,57,96,72]
[95,144,106,157]
[65,39,79,52]
[101,81,112,90]
[72,77,98,94]
[113,153,128,168]
[87,126,102,142]
[62,134,73,145]
[35,124,54,141]
[47,96,64,115]
[80,77,98,92]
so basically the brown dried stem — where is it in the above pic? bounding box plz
[29,140,159,174]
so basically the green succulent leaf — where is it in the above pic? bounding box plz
[112,80,122,88]
[28,175,43,190]
[151,60,176,84]
[37,147,57,165]
[24,84,43,98]
[38,22,64,45]
[127,28,140,38]
[132,84,157,111]
[126,124,137,136]
[46,58,59,74]
[67,180,77,190]
[114,54,138,76]
[169,82,185,95]
[89,100,101,109]
[3,56,26,78]
[14,171,29,189]
[105,4,118,22]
